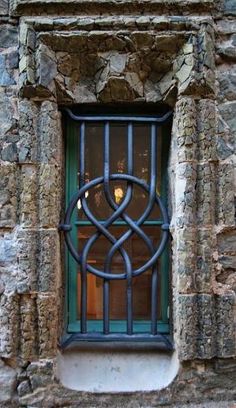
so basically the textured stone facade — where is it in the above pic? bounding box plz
[0,0,235,406]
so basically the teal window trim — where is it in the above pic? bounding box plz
[65,113,171,337]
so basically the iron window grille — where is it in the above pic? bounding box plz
[60,107,173,350]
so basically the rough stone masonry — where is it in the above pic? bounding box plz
[0,0,235,406]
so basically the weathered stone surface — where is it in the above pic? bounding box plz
[177,295,197,360]
[37,44,57,88]
[219,102,236,137]
[196,229,214,293]
[99,76,136,102]
[19,165,38,227]
[216,122,234,160]
[224,0,236,16]
[218,67,236,101]
[19,294,37,360]
[26,360,54,391]
[0,90,17,136]
[196,294,216,358]
[16,229,37,293]
[0,359,16,404]
[0,55,15,86]
[217,230,236,254]
[216,163,235,226]
[0,163,17,228]
[174,162,197,227]
[0,231,17,292]
[175,228,196,292]
[218,254,236,271]
[216,294,236,357]
[38,229,61,292]
[173,97,197,163]
[18,99,39,162]
[17,379,31,397]
[37,294,57,358]
[217,40,236,61]
[39,101,62,164]
[196,163,216,225]
[197,99,216,161]
[0,0,8,15]
[39,164,61,228]
[0,25,18,48]
[0,293,19,357]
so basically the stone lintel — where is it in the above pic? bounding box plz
[11,0,218,18]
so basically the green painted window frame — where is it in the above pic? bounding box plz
[64,112,171,336]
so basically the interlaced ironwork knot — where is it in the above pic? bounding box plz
[62,173,169,281]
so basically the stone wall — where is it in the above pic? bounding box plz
[0,0,235,406]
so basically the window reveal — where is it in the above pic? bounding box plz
[60,109,173,349]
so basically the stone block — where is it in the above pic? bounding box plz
[0,25,18,48]
[224,0,236,16]
[19,165,38,227]
[19,294,37,360]
[17,380,31,397]
[39,101,63,164]
[0,292,19,357]
[175,162,197,227]
[26,360,54,391]
[219,102,236,137]
[177,294,197,360]
[0,359,16,404]
[219,254,236,270]
[18,99,39,162]
[16,229,38,293]
[0,163,17,228]
[217,19,236,35]
[38,229,61,292]
[216,118,234,160]
[196,294,216,359]
[173,97,197,163]
[37,294,57,358]
[0,0,8,15]
[196,163,216,226]
[216,163,235,226]
[217,40,236,61]
[217,229,236,254]
[218,67,236,102]
[196,229,214,293]
[39,164,62,228]
[175,227,197,293]
[0,231,17,292]
[37,43,57,88]
[197,30,215,95]
[0,54,15,86]
[197,99,217,161]
[216,293,236,357]
[0,90,17,136]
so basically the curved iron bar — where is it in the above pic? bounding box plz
[102,121,134,333]
[103,121,133,275]
[64,107,173,124]
[105,123,157,269]
[63,174,169,280]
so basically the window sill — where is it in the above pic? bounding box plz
[60,332,174,352]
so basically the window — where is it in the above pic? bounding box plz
[60,105,172,350]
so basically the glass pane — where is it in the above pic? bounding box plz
[76,122,164,222]
[77,226,162,321]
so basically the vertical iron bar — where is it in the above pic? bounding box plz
[150,123,158,335]
[80,121,87,333]
[103,121,110,334]
[127,122,133,335]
